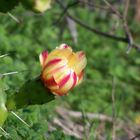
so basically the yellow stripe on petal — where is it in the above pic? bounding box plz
[77,70,84,85]
[75,51,87,74]
[42,58,67,79]
[48,47,72,60]
[58,72,75,94]
[67,53,78,68]
[68,51,87,74]
[53,67,71,84]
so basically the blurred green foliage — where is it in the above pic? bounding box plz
[0,1,140,139]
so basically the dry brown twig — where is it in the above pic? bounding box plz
[56,107,113,122]
[56,0,140,52]
[111,77,116,140]
[103,0,133,54]
[49,107,140,139]
[53,117,83,139]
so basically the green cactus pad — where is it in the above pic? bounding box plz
[0,0,19,13]
[6,77,55,110]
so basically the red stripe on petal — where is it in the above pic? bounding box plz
[46,58,61,67]
[59,44,69,49]
[78,51,85,59]
[42,51,48,58]
[69,72,77,90]
[63,45,69,48]
[40,51,48,67]
[71,72,77,88]
[58,73,71,88]
[45,76,58,87]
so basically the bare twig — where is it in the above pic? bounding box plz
[103,0,123,19]
[52,107,139,139]
[56,107,113,122]
[103,0,134,53]
[53,118,83,139]
[0,71,19,79]
[111,77,116,140]
[123,0,133,53]
[0,127,11,138]
[123,0,130,20]
[130,133,140,140]
[53,1,79,25]
[0,70,27,79]
[79,0,110,11]
[56,0,127,41]
[11,111,30,127]
[0,54,9,58]
[8,12,20,23]
[56,0,140,51]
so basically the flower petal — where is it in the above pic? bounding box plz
[47,44,72,61]
[75,51,87,74]
[44,76,59,91]
[68,51,87,74]
[39,50,48,68]
[42,58,67,79]
[55,71,78,95]
[77,70,84,85]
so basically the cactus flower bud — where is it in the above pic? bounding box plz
[39,44,87,96]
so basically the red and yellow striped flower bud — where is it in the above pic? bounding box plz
[39,44,87,96]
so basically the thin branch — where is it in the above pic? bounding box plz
[8,12,20,23]
[0,70,27,79]
[130,133,140,140]
[0,54,9,58]
[103,0,123,19]
[103,0,134,53]
[111,77,116,140]
[11,111,30,127]
[68,14,128,42]
[79,0,110,11]
[53,0,79,25]
[123,0,133,53]
[53,118,82,139]
[56,107,113,122]
[54,0,120,25]
[0,127,11,138]
[0,71,19,79]
[56,0,140,51]
[56,0,127,42]
[123,0,130,20]
[1,71,19,76]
